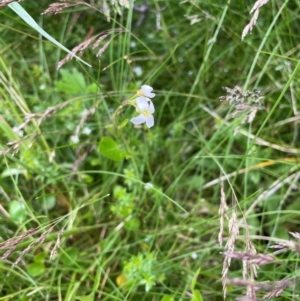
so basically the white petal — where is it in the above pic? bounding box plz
[136,97,149,111]
[70,135,79,143]
[130,114,147,125]
[141,85,152,92]
[149,100,155,113]
[148,92,156,98]
[145,115,154,128]
[141,85,155,98]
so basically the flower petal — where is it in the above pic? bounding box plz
[130,114,147,125]
[141,85,155,98]
[141,85,152,92]
[149,100,155,113]
[145,115,154,128]
[136,97,149,111]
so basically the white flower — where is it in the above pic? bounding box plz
[144,182,154,190]
[133,66,143,77]
[137,85,155,98]
[70,135,79,143]
[82,127,92,135]
[130,97,155,128]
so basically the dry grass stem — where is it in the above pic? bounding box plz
[0,0,23,7]
[0,133,38,157]
[186,102,298,154]
[1,246,17,261]
[57,29,124,69]
[218,181,229,246]
[96,40,111,57]
[245,168,300,217]
[262,288,283,299]
[50,229,64,260]
[222,205,239,298]
[241,9,259,41]
[249,0,270,14]
[226,278,293,300]
[72,142,95,173]
[236,297,256,301]
[243,239,258,276]
[12,227,53,267]
[270,232,300,254]
[222,251,274,265]
[290,232,300,240]
[274,115,300,127]
[0,228,38,260]
[242,0,270,40]
[42,2,77,15]
[0,100,74,157]
[0,225,64,266]
[203,158,300,189]
[219,86,264,135]
[35,100,72,126]
[10,100,72,136]
[74,102,99,138]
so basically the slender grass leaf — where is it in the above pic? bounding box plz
[8,2,91,68]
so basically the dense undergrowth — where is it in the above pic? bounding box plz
[0,0,300,300]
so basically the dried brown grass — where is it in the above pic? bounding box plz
[221,220,300,300]
[218,145,299,299]
[242,0,270,40]
[0,99,72,157]
[0,0,24,7]
[0,226,64,266]
[56,28,124,69]
[219,86,264,135]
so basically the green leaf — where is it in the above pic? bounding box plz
[60,248,79,266]
[191,290,204,301]
[55,68,87,95]
[27,262,45,277]
[99,137,125,161]
[34,253,47,263]
[9,200,26,223]
[191,267,201,290]
[1,167,28,178]
[8,3,91,68]
[160,295,174,301]
[41,195,56,211]
[75,294,94,301]
[119,119,129,129]
[86,83,98,94]
[125,217,141,230]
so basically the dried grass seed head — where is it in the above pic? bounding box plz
[42,2,75,15]
[57,29,123,69]
[0,0,24,8]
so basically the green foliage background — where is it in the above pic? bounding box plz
[0,0,300,300]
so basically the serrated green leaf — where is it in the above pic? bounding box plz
[55,68,87,95]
